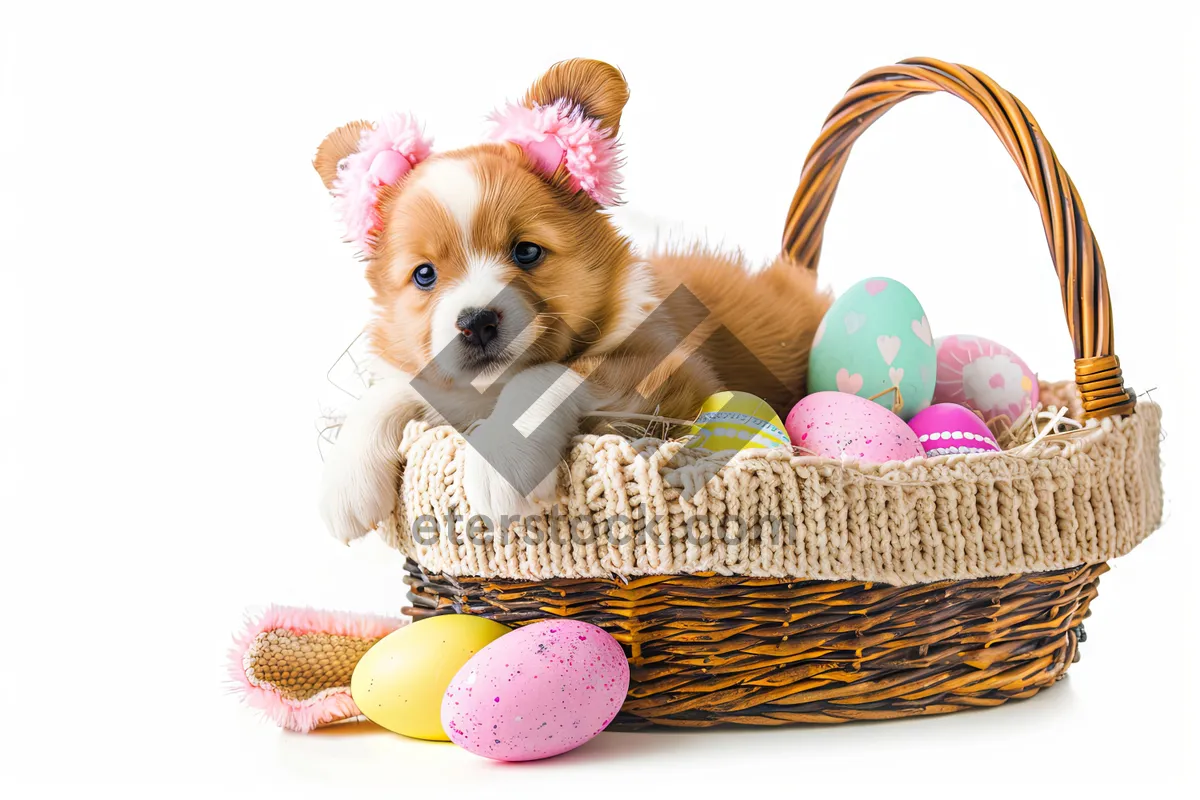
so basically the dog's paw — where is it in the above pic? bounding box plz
[461,441,560,528]
[318,445,398,544]
[526,464,560,509]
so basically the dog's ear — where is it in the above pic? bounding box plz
[523,59,629,137]
[313,120,373,190]
[314,115,434,252]
[490,60,628,206]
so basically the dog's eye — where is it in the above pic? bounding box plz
[412,263,437,290]
[512,241,544,269]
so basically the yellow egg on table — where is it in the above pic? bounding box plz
[351,614,510,741]
[685,391,790,453]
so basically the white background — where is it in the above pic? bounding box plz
[2,0,1197,795]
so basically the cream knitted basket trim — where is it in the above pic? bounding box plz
[381,395,1162,586]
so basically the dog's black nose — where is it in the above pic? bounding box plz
[456,308,500,348]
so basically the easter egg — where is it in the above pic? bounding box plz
[785,391,924,463]
[908,403,1001,457]
[351,615,511,741]
[685,390,789,452]
[933,335,1038,422]
[808,277,936,421]
[441,620,629,761]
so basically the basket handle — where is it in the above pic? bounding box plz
[782,57,1135,421]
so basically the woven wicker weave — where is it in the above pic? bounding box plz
[405,562,1105,728]
[388,58,1164,727]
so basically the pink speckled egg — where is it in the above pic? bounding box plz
[934,334,1038,422]
[785,391,924,463]
[440,620,629,762]
[908,403,1001,457]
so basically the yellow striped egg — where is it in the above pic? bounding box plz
[685,391,790,453]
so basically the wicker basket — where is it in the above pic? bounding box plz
[388,58,1164,728]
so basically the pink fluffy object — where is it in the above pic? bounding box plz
[332,113,433,252]
[228,604,406,733]
[487,99,623,206]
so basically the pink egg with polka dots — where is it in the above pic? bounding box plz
[908,403,1001,457]
[441,619,629,761]
[934,334,1039,422]
[785,391,924,464]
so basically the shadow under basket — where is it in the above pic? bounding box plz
[405,561,1106,729]
[387,58,1164,729]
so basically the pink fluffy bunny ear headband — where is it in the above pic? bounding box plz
[486,98,624,206]
[332,101,622,252]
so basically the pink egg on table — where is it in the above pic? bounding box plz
[934,335,1038,422]
[908,403,1001,457]
[441,619,629,762]
[785,391,924,464]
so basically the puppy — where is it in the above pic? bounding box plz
[314,59,830,543]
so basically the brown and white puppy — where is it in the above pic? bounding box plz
[314,59,829,543]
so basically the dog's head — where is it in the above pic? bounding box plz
[314,59,646,383]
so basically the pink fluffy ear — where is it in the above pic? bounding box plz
[486,99,623,206]
[332,113,433,253]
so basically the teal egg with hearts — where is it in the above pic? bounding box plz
[807,277,936,421]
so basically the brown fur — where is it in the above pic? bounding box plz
[362,143,636,383]
[314,59,830,433]
[523,59,629,136]
[312,120,372,189]
[651,246,830,413]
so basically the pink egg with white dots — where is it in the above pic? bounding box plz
[785,391,924,464]
[441,619,629,762]
[934,334,1038,422]
[908,403,1001,457]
